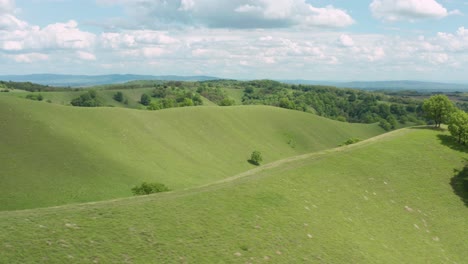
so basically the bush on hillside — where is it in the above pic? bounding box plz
[71,90,103,107]
[113,91,124,102]
[249,151,263,166]
[339,138,361,146]
[25,94,43,101]
[140,94,151,106]
[131,182,170,195]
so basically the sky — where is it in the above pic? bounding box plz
[0,0,467,82]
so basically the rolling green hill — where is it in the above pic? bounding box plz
[0,96,383,210]
[0,128,466,263]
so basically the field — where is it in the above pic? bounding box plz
[0,127,467,263]
[0,96,383,210]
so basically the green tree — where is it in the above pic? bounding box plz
[131,182,170,195]
[422,95,455,127]
[113,91,124,102]
[71,90,103,107]
[249,151,263,166]
[448,110,468,144]
[140,93,151,106]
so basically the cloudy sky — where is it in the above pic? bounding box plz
[1,0,467,81]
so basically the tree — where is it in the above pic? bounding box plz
[422,95,455,127]
[140,93,151,106]
[113,91,124,102]
[71,90,103,107]
[448,110,468,144]
[249,151,263,165]
[131,182,170,195]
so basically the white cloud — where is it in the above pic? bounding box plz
[305,5,355,28]
[9,52,49,63]
[0,14,27,30]
[104,0,354,29]
[0,0,15,14]
[370,0,451,21]
[338,34,354,47]
[76,51,96,61]
[141,47,165,58]
[179,0,195,11]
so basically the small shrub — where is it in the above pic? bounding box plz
[339,138,361,146]
[140,94,151,106]
[25,94,43,101]
[249,150,263,166]
[131,182,170,195]
[113,91,124,102]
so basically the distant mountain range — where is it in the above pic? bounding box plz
[1,74,467,91]
[0,74,219,87]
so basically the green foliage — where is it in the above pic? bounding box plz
[150,85,203,109]
[379,119,392,131]
[249,150,263,165]
[131,182,170,195]
[422,95,455,127]
[70,90,103,107]
[113,91,124,102]
[140,93,151,106]
[241,82,423,125]
[0,80,68,92]
[448,110,468,144]
[25,94,43,101]
[339,138,361,146]
[219,97,235,106]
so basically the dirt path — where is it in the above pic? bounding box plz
[203,128,412,187]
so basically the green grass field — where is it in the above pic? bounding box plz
[0,96,383,210]
[0,127,466,263]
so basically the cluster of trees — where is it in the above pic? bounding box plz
[143,85,203,110]
[71,90,103,107]
[423,95,468,145]
[241,80,425,130]
[196,86,235,106]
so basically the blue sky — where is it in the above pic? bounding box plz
[1,0,468,82]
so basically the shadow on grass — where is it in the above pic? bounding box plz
[247,159,260,166]
[437,134,468,154]
[452,167,468,207]
[409,125,446,131]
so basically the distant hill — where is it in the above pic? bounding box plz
[282,80,468,91]
[0,74,219,87]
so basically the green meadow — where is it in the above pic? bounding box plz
[0,127,466,263]
[0,96,383,210]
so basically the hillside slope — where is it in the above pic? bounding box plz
[0,97,383,210]
[0,128,466,263]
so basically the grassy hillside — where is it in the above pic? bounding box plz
[0,96,383,210]
[0,128,466,263]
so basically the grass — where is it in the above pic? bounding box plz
[0,96,383,210]
[0,128,466,263]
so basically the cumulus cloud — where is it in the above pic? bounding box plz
[101,0,354,29]
[338,34,354,47]
[0,0,15,14]
[76,51,96,61]
[9,52,49,63]
[370,0,453,21]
